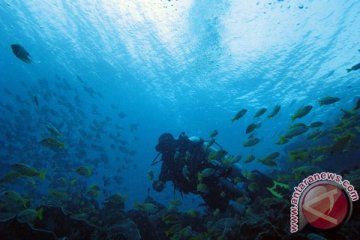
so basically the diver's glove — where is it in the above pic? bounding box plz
[153,180,165,192]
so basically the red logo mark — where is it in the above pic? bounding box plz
[302,183,349,229]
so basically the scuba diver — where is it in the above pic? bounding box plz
[151,132,248,211]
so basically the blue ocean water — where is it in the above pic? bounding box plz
[0,0,360,239]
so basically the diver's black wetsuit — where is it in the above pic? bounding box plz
[158,133,207,194]
[154,132,241,210]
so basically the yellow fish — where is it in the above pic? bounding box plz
[169,199,182,208]
[0,190,30,208]
[0,171,22,184]
[40,137,65,149]
[196,183,209,194]
[244,154,256,163]
[17,208,43,224]
[231,109,247,122]
[257,152,279,167]
[11,163,46,180]
[291,105,312,121]
[222,155,241,166]
[209,129,218,138]
[134,202,159,213]
[186,209,197,217]
[46,123,62,137]
[70,178,78,185]
[49,190,67,198]
[268,104,281,118]
[198,168,215,182]
[105,194,128,205]
[75,166,93,176]
[162,213,180,224]
[254,108,267,118]
[87,184,100,197]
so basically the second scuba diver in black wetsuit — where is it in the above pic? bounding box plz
[152,132,248,211]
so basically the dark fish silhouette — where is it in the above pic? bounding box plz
[291,105,312,121]
[347,62,360,73]
[268,104,281,118]
[246,123,261,134]
[318,96,340,106]
[346,63,360,72]
[254,108,267,118]
[33,96,39,107]
[11,44,32,63]
[231,109,247,122]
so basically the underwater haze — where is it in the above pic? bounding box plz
[0,0,360,239]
